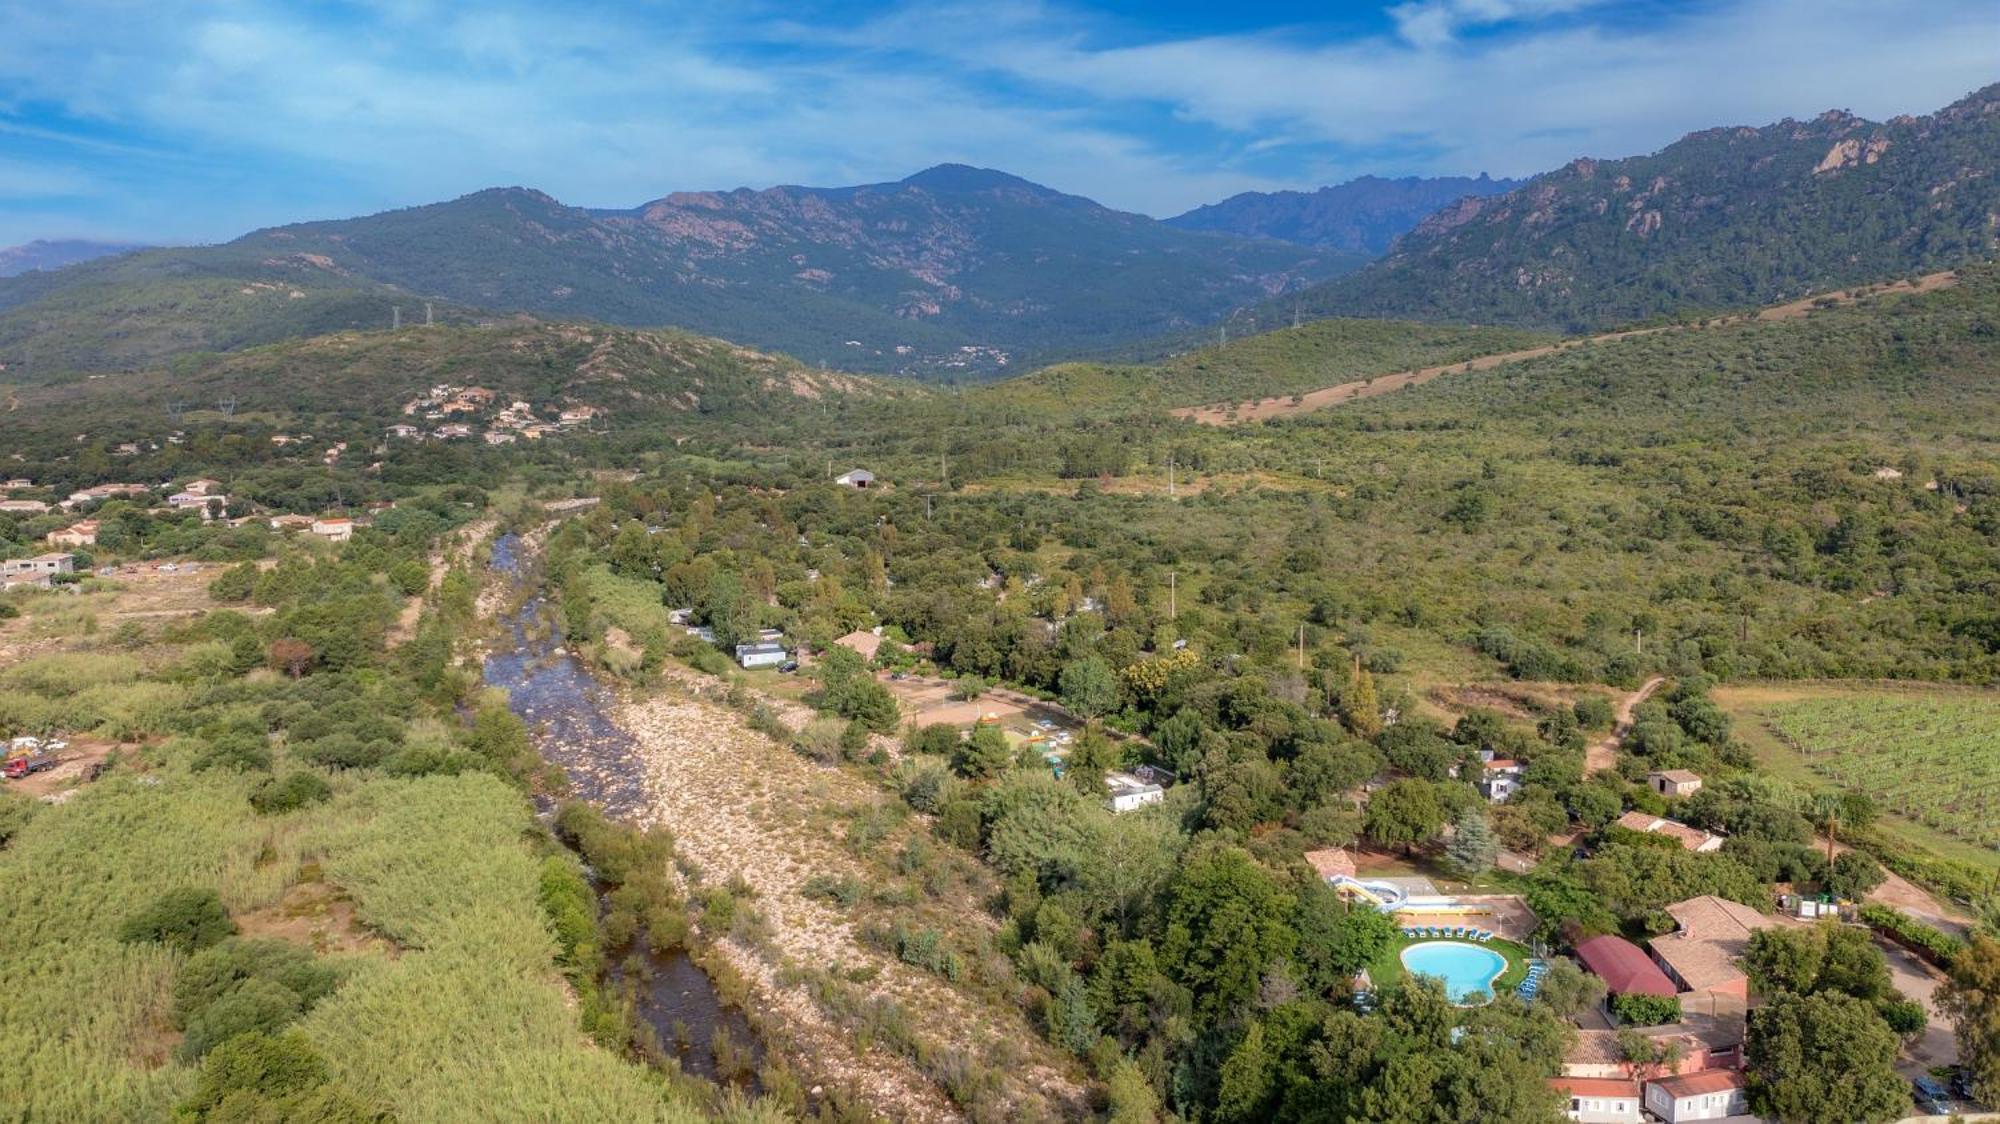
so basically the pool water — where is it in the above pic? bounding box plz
[1399,941,1507,1004]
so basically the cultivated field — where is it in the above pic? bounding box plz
[1720,684,2000,853]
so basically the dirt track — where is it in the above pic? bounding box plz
[1173,270,1958,426]
[1586,676,1666,773]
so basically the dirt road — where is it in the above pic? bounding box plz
[1586,676,1666,773]
[1173,270,1958,427]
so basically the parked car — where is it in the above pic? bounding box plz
[1913,1076,1951,1115]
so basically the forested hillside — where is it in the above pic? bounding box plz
[0,167,1361,381]
[1289,83,2000,331]
[0,319,907,463]
[0,239,146,278]
[1165,174,1521,253]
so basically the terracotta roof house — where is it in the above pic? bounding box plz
[1575,935,1678,998]
[1614,811,1723,853]
[1549,1077,1642,1123]
[47,520,98,548]
[834,629,883,661]
[1642,1069,1748,1122]
[1303,848,1358,882]
[1649,896,1778,998]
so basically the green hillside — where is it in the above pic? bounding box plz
[973,317,1551,418]
[1291,83,2000,332]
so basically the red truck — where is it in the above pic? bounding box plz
[3,753,58,780]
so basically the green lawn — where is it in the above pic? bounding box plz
[1364,931,1534,1005]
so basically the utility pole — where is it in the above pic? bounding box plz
[1293,300,1301,329]
[424,302,434,327]
[392,306,402,331]
[924,493,933,520]
[1168,457,1176,497]
[1635,628,1644,655]
[1169,571,1177,620]
[1297,624,1306,669]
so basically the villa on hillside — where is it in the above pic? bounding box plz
[1614,811,1723,853]
[47,520,98,547]
[1478,755,1524,802]
[1106,771,1165,813]
[835,468,875,489]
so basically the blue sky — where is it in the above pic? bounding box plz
[1,0,1994,246]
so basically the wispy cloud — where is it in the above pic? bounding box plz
[0,0,1992,245]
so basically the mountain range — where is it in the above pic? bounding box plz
[1164,174,1521,254]
[0,166,1362,381]
[1287,83,2000,332]
[0,239,145,278]
[2,83,1995,387]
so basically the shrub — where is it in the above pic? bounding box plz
[1858,903,1964,967]
[178,1030,332,1118]
[178,976,304,1059]
[192,732,273,774]
[1609,993,1681,1026]
[117,887,235,954]
[172,939,341,1028]
[249,771,333,815]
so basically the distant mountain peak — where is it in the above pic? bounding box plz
[899,164,1057,195]
[1164,174,1523,255]
[0,238,147,278]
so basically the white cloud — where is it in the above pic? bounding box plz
[0,0,1993,243]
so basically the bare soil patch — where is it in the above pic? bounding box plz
[236,877,399,957]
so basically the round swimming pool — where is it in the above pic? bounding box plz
[1399,941,1506,1004]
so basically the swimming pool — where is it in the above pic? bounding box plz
[1399,941,1507,1004]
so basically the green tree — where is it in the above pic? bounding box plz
[1446,808,1498,876]
[1215,1021,1277,1123]
[1364,779,1445,855]
[1746,992,1908,1123]
[1059,655,1122,722]
[953,725,1014,780]
[1161,845,1297,1018]
[1827,850,1886,901]
[1939,934,2000,1106]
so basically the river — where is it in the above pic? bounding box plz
[483,531,762,1086]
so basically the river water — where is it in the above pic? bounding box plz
[483,532,762,1086]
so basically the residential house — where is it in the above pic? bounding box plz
[835,468,875,489]
[557,405,602,426]
[182,478,223,496]
[1574,935,1678,999]
[735,641,789,669]
[0,499,49,514]
[310,517,355,543]
[1106,771,1165,813]
[1479,757,1524,802]
[1648,769,1704,798]
[1642,1070,1748,1122]
[483,432,517,445]
[3,478,33,489]
[47,520,98,548]
[1648,896,1779,999]
[169,492,227,521]
[834,629,883,661]
[1549,1077,1642,1123]
[433,424,474,440]
[387,424,421,439]
[1,553,75,581]
[1614,811,1724,853]
[268,514,315,532]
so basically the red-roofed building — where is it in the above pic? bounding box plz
[1642,1069,1747,1121]
[1550,1077,1641,1123]
[1575,935,1678,998]
[1303,848,1357,882]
